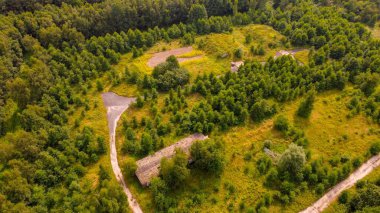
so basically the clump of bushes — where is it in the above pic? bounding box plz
[152,55,190,91]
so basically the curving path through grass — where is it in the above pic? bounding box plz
[300,154,380,213]
[102,92,143,213]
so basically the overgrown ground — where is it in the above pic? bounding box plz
[369,21,380,39]
[74,24,379,212]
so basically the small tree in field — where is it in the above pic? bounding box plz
[190,139,225,175]
[296,91,315,118]
[278,143,306,176]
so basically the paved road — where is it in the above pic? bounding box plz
[102,92,143,213]
[300,154,380,213]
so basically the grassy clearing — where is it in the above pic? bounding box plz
[197,24,287,62]
[283,88,379,162]
[294,49,310,65]
[109,24,296,86]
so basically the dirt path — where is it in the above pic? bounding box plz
[102,92,143,213]
[147,46,202,67]
[300,154,380,213]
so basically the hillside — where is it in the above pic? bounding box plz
[0,1,379,213]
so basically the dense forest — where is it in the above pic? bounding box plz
[0,0,380,212]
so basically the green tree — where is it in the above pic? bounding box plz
[188,4,208,23]
[6,77,30,109]
[160,150,190,189]
[349,184,380,212]
[190,139,225,175]
[369,141,380,156]
[274,115,289,132]
[278,143,306,176]
[99,165,111,181]
[296,91,315,118]
[250,99,277,122]
[140,132,153,155]
[96,80,103,92]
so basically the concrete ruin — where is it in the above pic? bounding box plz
[135,134,208,186]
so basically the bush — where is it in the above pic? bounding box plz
[96,80,103,92]
[123,159,137,176]
[296,91,315,118]
[160,150,190,189]
[250,99,277,122]
[258,45,265,55]
[274,115,289,132]
[339,191,349,204]
[257,156,272,175]
[263,140,272,149]
[369,141,380,156]
[234,48,243,59]
[190,139,225,175]
[245,34,252,44]
[316,183,325,194]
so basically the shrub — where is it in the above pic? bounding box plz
[123,159,137,176]
[160,150,190,189]
[278,143,306,176]
[250,100,277,122]
[274,115,289,132]
[258,45,265,55]
[339,191,349,204]
[349,184,380,212]
[296,91,315,118]
[234,48,243,59]
[152,56,190,91]
[245,34,252,44]
[257,156,272,175]
[369,141,380,156]
[96,80,103,91]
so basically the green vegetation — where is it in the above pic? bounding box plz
[152,56,190,91]
[326,166,380,213]
[0,0,380,212]
[297,91,316,119]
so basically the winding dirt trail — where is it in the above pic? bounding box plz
[300,154,380,213]
[102,92,143,213]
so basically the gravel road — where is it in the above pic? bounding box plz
[102,92,143,213]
